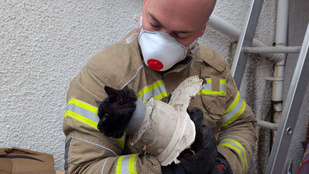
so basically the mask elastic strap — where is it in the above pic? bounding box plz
[126,33,138,44]
[190,42,200,53]
[134,14,142,27]
[126,14,142,44]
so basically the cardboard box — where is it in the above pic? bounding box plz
[0,147,55,174]
[55,171,65,174]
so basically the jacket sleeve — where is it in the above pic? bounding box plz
[217,69,257,174]
[63,61,161,174]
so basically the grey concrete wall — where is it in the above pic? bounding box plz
[3,0,306,173]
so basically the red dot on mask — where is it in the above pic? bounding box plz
[147,59,164,71]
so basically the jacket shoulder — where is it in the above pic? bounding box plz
[92,29,140,65]
[67,30,142,104]
[86,30,142,88]
[195,45,227,72]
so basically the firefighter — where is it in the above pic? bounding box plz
[63,0,257,173]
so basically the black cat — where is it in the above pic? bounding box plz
[97,86,137,138]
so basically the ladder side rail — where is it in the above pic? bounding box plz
[265,23,309,174]
[231,0,265,89]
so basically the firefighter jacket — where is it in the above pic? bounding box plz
[63,29,257,174]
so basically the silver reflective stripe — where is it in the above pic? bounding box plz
[139,84,167,103]
[220,83,226,91]
[116,154,137,174]
[224,96,243,121]
[220,135,252,153]
[67,103,100,123]
[139,92,152,103]
[219,139,247,173]
[121,155,132,173]
[202,82,226,91]
[116,134,126,150]
[203,83,211,90]
[222,92,246,127]
[197,78,227,96]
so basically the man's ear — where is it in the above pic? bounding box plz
[199,24,207,37]
[143,0,147,5]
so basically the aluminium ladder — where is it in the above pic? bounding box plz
[230,0,309,173]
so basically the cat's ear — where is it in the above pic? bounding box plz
[104,86,121,102]
[104,86,116,95]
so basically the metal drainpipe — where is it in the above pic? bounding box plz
[208,14,284,63]
[207,4,289,135]
[271,0,289,143]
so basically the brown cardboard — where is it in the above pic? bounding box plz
[55,171,65,174]
[0,147,55,174]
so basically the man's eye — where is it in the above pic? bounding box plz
[150,22,160,28]
[174,34,187,39]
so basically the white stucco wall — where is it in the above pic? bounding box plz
[3,0,306,173]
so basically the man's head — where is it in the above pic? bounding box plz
[140,0,216,47]
[138,0,216,71]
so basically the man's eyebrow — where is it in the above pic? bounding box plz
[148,12,194,34]
[148,12,162,26]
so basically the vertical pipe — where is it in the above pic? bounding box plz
[272,0,289,143]
[208,15,284,62]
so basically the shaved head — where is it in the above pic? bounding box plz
[141,0,216,46]
[146,0,216,24]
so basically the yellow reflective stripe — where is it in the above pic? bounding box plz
[128,154,137,174]
[219,139,247,173]
[67,98,98,114]
[137,80,165,99]
[116,156,125,174]
[206,78,212,84]
[197,78,227,96]
[198,89,226,96]
[136,80,168,103]
[225,92,241,114]
[219,143,246,173]
[220,79,227,85]
[204,78,227,85]
[65,110,99,130]
[116,154,137,174]
[65,98,99,130]
[222,100,246,127]
[153,91,168,100]
[222,92,246,128]
[65,98,126,149]
[116,134,126,149]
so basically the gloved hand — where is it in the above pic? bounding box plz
[97,86,137,138]
[161,107,218,174]
[211,153,233,174]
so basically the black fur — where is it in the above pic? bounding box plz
[97,86,137,138]
[188,107,205,152]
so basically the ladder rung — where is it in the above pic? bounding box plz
[257,119,278,130]
[243,46,301,54]
[231,0,265,89]
[265,77,284,81]
[265,23,309,174]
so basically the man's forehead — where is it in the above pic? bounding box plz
[146,0,215,13]
[145,0,214,26]
[147,12,195,33]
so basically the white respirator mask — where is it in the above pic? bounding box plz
[138,17,199,71]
